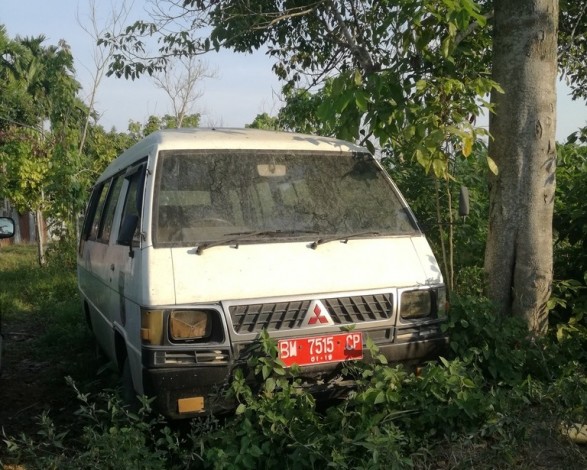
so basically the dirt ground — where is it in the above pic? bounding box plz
[0,313,104,448]
[0,319,71,439]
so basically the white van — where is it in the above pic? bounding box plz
[77,128,447,418]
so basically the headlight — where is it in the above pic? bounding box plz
[400,290,433,319]
[169,310,212,341]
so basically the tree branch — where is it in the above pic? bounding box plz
[327,0,376,73]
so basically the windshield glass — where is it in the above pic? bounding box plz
[152,150,416,246]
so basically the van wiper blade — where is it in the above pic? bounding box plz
[194,229,319,255]
[310,231,382,250]
[225,229,319,237]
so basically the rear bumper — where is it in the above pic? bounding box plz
[142,333,448,419]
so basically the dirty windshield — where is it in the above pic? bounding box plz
[152,150,416,246]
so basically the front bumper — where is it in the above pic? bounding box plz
[141,332,448,419]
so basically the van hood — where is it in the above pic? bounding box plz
[167,235,442,304]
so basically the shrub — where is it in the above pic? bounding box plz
[444,295,543,385]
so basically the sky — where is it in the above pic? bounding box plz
[1,0,586,141]
[1,0,283,131]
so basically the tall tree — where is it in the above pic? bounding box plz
[0,31,83,265]
[152,55,217,127]
[76,0,134,152]
[485,0,558,333]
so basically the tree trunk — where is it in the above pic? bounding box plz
[485,0,558,334]
[35,209,46,267]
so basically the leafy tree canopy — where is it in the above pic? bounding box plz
[103,0,499,177]
[559,0,587,101]
[245,112,281,130]
[0,26,82,132]
[127,113,201,140]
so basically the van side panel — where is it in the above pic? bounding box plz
[78,241,116,360]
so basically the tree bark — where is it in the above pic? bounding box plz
[485,0,558,334]
[35,208,46,266]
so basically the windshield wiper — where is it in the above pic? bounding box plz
[194,229,319,255]
[310,231,382,250]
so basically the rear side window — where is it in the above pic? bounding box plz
[98,176,123,242]
[81,175,124,245]
[89,182,110,240]
[79,183,105,253]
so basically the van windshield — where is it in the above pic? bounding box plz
[152,150,417,246]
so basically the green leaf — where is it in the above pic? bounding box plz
[462,378,476,388]
[432,158,446,178]
[441,37,451,58]
[462,136,473,157]
[265,377,276,393]
[415,148,428,168]
[486,156,499,175]
[262,364,271,380]
[404,125,416,139]
[236,403,247,415]
[334,91,353,113]
[354,69,362,86]
[415,79,427,92]
[355,91,369,112]
[374,391,386,404]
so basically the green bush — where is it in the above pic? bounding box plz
[550,143,587,344]
[444,295,543,385]
[3,382,182,469]
[4,324,587,469]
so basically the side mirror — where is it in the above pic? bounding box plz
[118,214,139,247]
[458,186,470,218]
[0,217,15,239]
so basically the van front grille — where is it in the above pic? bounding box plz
[229,294,393,334]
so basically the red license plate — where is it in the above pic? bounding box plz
[278,332,363,367]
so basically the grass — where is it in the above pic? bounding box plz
[0,245,117,446]
[0,245,92,368]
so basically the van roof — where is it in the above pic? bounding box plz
[97,128,367,183]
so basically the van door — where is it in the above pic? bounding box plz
[106,162,147,366]
[78,175,124,359]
